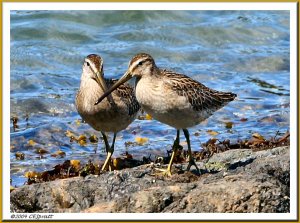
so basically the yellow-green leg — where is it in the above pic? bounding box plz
[183,129,200,173]
[156,130,180,176]
[101,150,113,171]
[101,133,116,171]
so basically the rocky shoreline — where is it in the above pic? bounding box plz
[10,146,290,213]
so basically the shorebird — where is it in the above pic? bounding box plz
[76,54,140,171]
[95,53,236,176]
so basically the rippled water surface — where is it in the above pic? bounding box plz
[10,10,290,186]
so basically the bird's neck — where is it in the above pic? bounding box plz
[151,64,161,77]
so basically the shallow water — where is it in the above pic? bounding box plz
[10,10,290,186]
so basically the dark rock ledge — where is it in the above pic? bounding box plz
[10,146,290,213]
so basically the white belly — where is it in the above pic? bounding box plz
[135,78,212,129]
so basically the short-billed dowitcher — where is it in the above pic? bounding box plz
[95,53,236,176]
[76,54,140,171]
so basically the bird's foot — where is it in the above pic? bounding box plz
[154,167,172,177]
[186,157,200,174]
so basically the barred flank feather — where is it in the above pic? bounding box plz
[108,79,140,116]
[163,70,236,112]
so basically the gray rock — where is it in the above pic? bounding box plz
[10,146,290,213]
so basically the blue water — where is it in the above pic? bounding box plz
[10,10,290,186]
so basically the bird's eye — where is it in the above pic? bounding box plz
[86,62,90,67]
[138,61,143,66]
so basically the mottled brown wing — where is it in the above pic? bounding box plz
[163,70,236,112]
[106,79,140,116]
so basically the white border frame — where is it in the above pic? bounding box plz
[3,2,298,221]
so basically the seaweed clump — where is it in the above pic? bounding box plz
[18,131,289,186]
[23,152,150,185]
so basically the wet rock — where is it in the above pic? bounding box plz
[10,146,290,213]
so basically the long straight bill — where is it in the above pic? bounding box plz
[95,71,108,92]
[94,71,132,105]
[95,70,115,104]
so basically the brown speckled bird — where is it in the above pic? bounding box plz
[76,54,140,171]
[95,53,236,176]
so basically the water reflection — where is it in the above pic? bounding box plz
[10,10,290,186]
[247,77,290,96]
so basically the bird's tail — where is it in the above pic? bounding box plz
[219,92,237,102]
